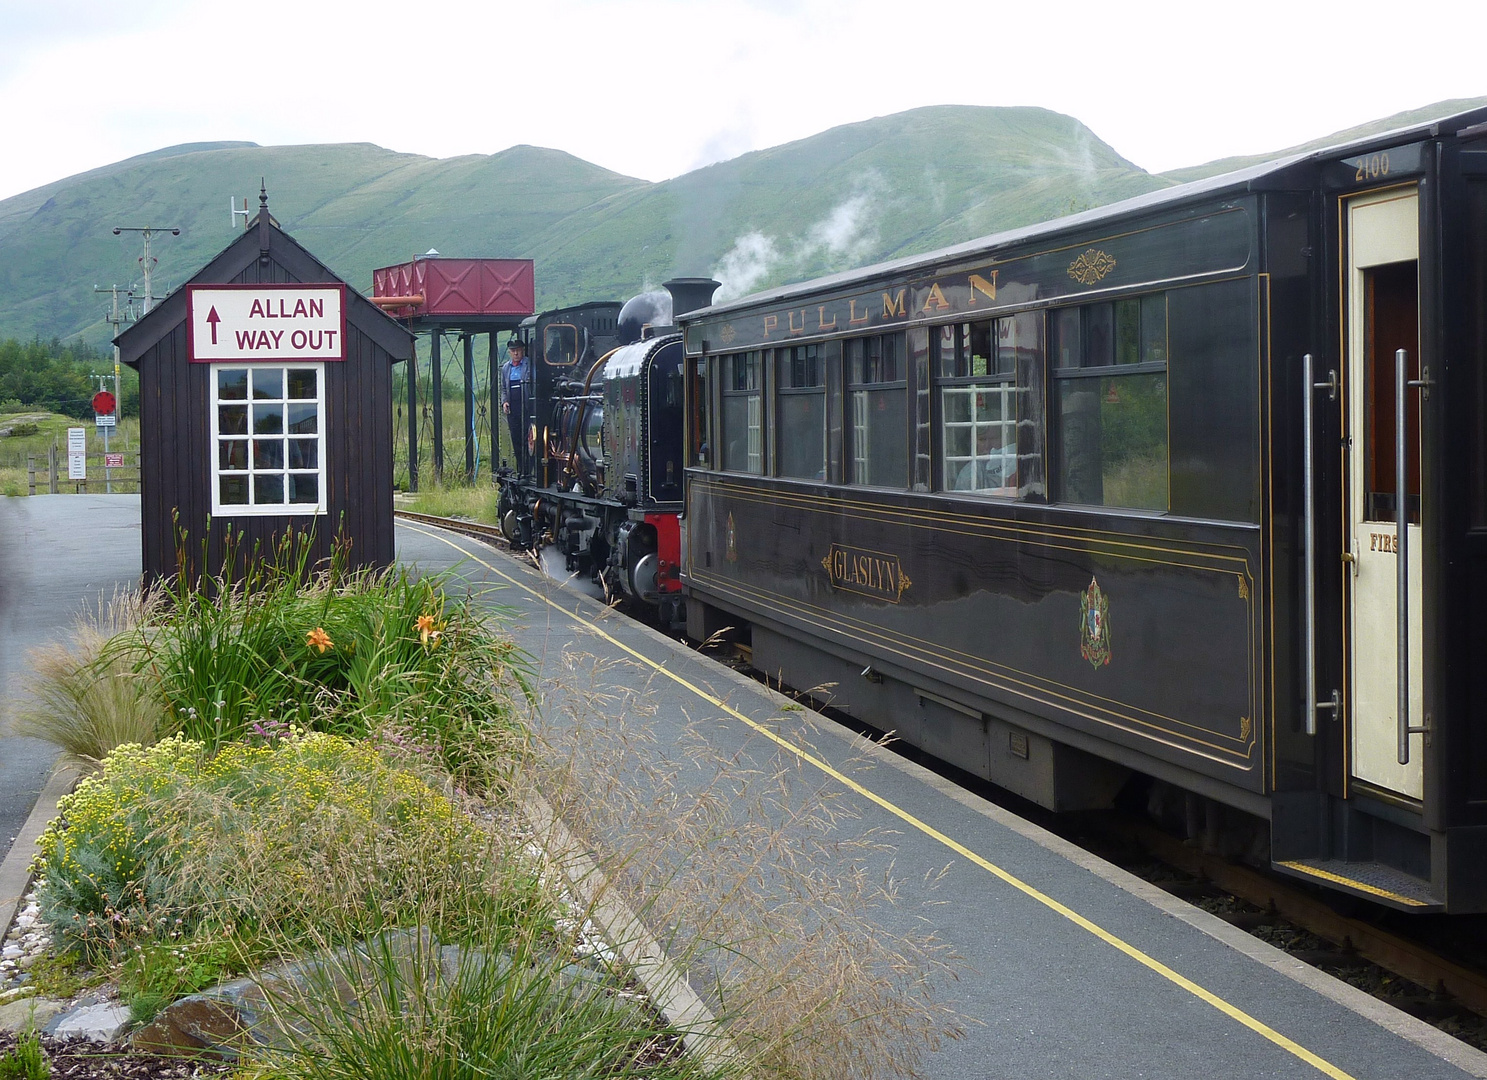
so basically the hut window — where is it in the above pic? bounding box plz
[211,363,326,516]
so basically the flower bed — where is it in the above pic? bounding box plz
[7,544,963,1079]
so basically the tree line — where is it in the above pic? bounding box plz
[0,336,139,418]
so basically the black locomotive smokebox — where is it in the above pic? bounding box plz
[617,291,671,345]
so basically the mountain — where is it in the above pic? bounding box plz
[1159,96,1487,183]
[0,99,1479,343]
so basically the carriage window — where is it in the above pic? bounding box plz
[1054,295,1168,511]
[847,334,907,487]
[688,357,710,468]
[776,344,824,480]
[721,350,763,474]
[937,314,1042,496]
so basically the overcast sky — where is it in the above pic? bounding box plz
[1,0,1483,204]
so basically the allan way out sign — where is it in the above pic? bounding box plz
[187,284,346,362]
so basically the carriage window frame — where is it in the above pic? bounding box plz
[935,317,1028,496]
[775,343,825,480]
[1052,294,1169,512]
[211,362,327,517]
[720,350,764,475]
[846,333,908,489]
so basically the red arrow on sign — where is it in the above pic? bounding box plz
[207,306,220,344]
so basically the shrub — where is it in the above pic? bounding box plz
[0,1030,49,1080]
[240,917,714,1080]
[33,733,545,970]
[122,531,531,790]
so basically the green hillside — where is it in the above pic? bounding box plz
[0,105,1170,342]
[0,98,1480,344]
[1160,96,1487,183]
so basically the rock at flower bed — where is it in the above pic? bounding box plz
[133,927,437,1058]
[129,998,245,1056]
[0,996,65,1033]
[131,926,636,1060]
[47,1002,133,1043]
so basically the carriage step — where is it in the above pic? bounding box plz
[1274,858,1443,911]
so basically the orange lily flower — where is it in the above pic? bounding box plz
[416,613,440,647]
[306,626,334,653]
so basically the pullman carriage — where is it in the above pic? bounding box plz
[678,105,1487,912]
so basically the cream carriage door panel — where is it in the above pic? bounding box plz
[1346,188,1423,800]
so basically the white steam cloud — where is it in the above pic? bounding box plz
[711,231,780,302]
[711,174,886,302]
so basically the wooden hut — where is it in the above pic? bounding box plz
[117,194,414,587]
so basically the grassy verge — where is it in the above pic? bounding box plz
[0,410,142,496]
[397,482,499,525]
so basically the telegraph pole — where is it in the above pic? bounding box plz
[112,225,179,313]
[94,284,133,493]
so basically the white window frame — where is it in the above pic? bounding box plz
[210,361,327,517]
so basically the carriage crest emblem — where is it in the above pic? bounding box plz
[1080,576,1111,668]
[725,512,738,563]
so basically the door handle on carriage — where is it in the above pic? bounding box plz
[1303,353,1340,736]
[1396,349,1427,764]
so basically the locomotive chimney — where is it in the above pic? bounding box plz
[663,278,721,320]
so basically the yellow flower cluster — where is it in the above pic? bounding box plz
[35,735,205,880]
[35,731,466,906]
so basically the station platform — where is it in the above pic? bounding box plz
[0,495,141,866]
[396,517,1487,1080]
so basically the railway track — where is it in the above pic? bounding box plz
[395,506,1487,1049]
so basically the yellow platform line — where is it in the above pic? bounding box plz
[407,524,1358,1080]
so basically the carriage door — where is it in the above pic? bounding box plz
[1345,186,1424,800]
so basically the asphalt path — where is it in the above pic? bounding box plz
[0,494,142,865]
[397,519,1487,1080]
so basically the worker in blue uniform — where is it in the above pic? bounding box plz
[501,337,531,473]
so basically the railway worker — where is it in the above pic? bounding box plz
[502,338,531,473]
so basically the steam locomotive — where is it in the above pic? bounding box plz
[495,280,719,629]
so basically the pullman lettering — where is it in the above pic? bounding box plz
[822,543,913,603]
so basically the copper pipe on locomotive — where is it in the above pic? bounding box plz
[561,345,621,493]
